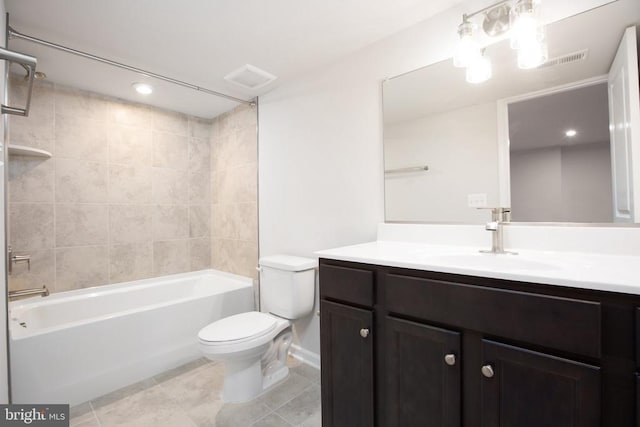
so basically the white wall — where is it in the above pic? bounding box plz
[258,0,614,360]
[385,102,499,222]
[1,1,10,404]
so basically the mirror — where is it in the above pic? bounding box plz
[383,0,640,224]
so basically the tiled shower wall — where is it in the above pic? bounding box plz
[7,78,219,293]
[210,106,259,281]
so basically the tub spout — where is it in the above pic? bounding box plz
[9,285,49,301]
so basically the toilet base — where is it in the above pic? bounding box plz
[219,328,294,403]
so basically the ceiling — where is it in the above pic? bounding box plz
[383,0,640,124]
[509,82,610,152]
[5,0,464,119]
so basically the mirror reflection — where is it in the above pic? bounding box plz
[383,0,640,224]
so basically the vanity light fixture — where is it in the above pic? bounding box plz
[132,82,153,95]
[454,0,547,81]
[466,50,492,84]
[565,129,577,137]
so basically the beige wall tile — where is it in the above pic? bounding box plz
[55,114,108,161]
[109,102,154,128]
[109,164,152,204]
[9,203,54,251]
[188,137,211,172]
[236,127,258,165]
[189,205,210,238]
[211,203,234,239]
[152,131,188,169]
[236,202,258,243]
[9,79,55,153]
[153,240,189,276]
[56,158,108,203]
[190,238,211,271]
[108,124,153,166]
[8,157,55,203]
[8,249,55,292]
[189,170,210,204]
[189,118,212,139]
[153,205,188,240]
[55,86,110,121]
[214,163,257,204]
[211,238,258,279]
[56,204,108,247]
[152,110,188,136]
[109,243,153,283]
[152,167,188,204]
[109,205,153,244]
[56,245,109,291]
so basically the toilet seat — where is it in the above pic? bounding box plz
[198,312,290,354]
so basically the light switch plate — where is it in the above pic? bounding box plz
[468,193,487,208]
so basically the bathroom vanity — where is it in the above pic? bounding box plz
[318,237,640,427]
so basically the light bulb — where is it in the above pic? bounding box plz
[132,82,153,95]
[517,40,548,69]
[453,20,481,68]
[466,54,492,84]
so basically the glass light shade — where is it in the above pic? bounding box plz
[517,40,548,69]
[466,55,492,84]
[454,36,481,68]
[510,0,542,50]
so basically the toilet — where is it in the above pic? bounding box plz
[198,255,317,403]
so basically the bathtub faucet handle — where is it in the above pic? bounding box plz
[12,254,31,271]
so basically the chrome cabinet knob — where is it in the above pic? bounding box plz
[360,328,370,338]
[444,354,456,366]
[481,364,495,378]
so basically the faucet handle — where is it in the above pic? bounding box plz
[12,254,31,271]
[485,221,499,231]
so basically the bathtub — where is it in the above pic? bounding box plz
[9,269,254,406]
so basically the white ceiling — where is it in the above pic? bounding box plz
[509,82,610,152]
[5,0,464,119]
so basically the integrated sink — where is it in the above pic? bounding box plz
[423,253,561,272]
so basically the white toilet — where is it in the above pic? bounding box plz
[198,255,317,403]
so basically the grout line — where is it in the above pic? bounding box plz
[88,402,102,427]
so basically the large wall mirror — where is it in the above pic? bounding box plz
[383,0,640,224]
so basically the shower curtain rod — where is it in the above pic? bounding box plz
[8,26,255,106]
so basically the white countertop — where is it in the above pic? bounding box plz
[316,241,640,295]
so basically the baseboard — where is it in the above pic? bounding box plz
[289,344,321,370]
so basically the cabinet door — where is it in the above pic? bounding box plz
[320,300,374,427]
[385,317,461,427]
[481,339,600,427]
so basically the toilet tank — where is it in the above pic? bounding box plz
[259,255,317,319]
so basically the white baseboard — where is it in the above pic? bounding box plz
[289,344,321,370]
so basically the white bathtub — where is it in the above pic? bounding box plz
[9,269,254,406]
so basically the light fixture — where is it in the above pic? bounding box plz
[453,19,481,68]
[565,129,577,137]
[466,51,492,84]
[132,82,153,95]
[453,0,547,82]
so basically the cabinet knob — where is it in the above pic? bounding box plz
[444,354,456,366]
[360,328,370,338]
[481,364,495,378]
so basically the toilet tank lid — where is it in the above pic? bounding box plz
[259,255,317,272]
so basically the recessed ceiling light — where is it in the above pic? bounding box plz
[565,129,577,137]
[132,82,153,95]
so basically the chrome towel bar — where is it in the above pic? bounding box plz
[0,46,37,117]
[384,165,429,174]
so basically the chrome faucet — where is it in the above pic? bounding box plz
[8,285,50,301]
[479,207,517,255]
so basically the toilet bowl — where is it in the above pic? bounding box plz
[199,311,292,402]
[198,255,317,403]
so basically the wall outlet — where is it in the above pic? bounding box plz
[467,193,487,208]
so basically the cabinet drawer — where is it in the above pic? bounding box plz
[386,273,601,359]
[320,263,374,307]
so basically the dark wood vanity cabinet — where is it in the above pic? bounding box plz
[319,259,640,427]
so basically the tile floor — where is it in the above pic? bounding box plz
[69,357,321,427]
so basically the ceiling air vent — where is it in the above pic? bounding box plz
[224,64,277,90]
[537,49,589,69]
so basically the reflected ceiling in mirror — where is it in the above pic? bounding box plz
[383,0,640,224]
